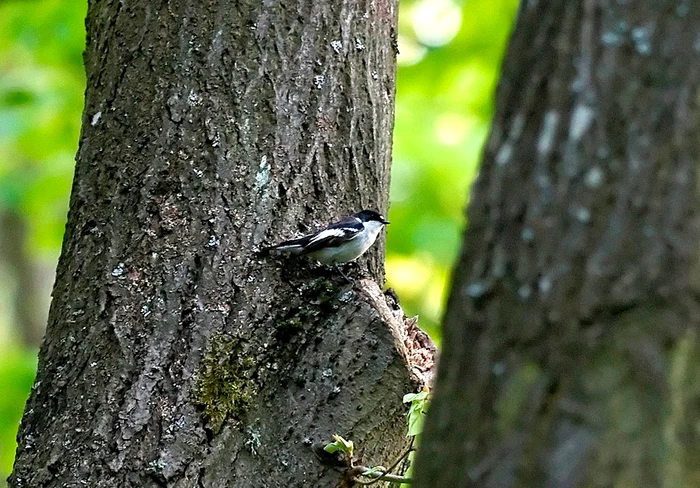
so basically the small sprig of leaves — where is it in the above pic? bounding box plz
[320,387,430,485]
[323,434,413,485]
[403,387,429,438]
[324,434,355,466]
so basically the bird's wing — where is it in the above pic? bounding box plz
[302,216,363,253]
[265,215,362,254]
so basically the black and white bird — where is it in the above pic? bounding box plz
[263,210,390,277]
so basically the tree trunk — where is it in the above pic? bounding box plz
[0,210,48,348]
[9,1,434,487]
[415,1,700,487]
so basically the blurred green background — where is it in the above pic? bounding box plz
[0,0,517,482]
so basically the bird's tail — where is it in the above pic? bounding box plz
[258,238,307,257]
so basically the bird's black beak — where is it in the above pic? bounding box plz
[382,218,390,225]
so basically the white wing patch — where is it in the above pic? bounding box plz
[308,227,357,245]
[270,242,304,253]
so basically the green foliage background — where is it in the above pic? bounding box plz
[0,0,517,482]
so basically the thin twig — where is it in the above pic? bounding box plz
[384,437,415,476]
[357,438,415,486]
[353,469,413,485]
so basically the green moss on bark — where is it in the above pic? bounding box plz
[194,335,258,432]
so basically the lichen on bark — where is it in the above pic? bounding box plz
[193,335,258,432]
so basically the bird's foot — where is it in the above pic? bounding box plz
[335,265,354,284]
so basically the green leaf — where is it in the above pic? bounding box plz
[404,390,430,437]
[323,442,342,454]
[403,391,428,404]
[324,434,354,456]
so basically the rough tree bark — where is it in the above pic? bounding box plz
[10,1,434,487]
[416,1,700,487]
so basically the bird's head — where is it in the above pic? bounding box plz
[356,209,390,225]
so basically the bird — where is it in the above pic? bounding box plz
[263,209,390,280]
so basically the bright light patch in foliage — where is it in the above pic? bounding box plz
[389,0,519,342]
[397,34,428,66]
[411,0,462,47]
